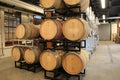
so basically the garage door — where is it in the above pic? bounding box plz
[98,24,111,41]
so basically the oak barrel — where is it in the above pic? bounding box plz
[40,19,63,40]
[63,18,90,41]
[81,19,90,39]
[40,0,64,9]
[40,50,64,71]
[62,49,89,75]
[64,0,90,12]
[11,46,25,61]
[24,46,42,64]
[15,23,39,39]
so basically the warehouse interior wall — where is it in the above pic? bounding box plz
[0,8,34,58]
[98,23,111,41]
[0,9,11,58]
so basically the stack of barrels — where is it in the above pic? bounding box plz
[11,0,91,76]
[12,23,43,65]
[39,18,90,75]
[40,0,90,12]
[11,46,43,64]
[39,0,90,75]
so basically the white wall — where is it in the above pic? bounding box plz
[0,48,12,58]
[98,23,111,41]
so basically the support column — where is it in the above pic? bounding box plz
[0,8,4,56]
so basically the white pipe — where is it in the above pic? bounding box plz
[107,17,120,19]
[0,0,44,14]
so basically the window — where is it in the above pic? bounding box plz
[4,11,21,46]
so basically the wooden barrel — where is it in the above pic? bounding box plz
[15,23,39,39]
[81,19,90,39]
[63,18,90,41]
[40,50,64,71]
[62,49,89,75]
[40,0,64,9]
[24,46,42,64]
[64,0,81,5]
[11,46,25,61]
[64,0,90,12]
[40,19,63,40]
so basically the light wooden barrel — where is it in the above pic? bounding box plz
[40,50,64,71]
[81,19,90,39]
[40,0,64,9]
[64,0,90,12]
[15,23,39,39]
[24,46,42,64]
[11,46,25,61]
[62,49,89,75]
[63,18,90,41]
[40,19,63,40]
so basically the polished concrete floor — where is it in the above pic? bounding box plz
[0,41,120,80]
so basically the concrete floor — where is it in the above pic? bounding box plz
[0,41,120,80]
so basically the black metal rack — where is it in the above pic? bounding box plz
[44,68,64,80]
[39,39,86,52]
[15,61,42,73]
[41,4,87,80]
[44,68,86,80]
[43,5,86,20]
[38,38,86,80]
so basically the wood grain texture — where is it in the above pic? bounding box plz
[40,0,64,9]
[80,0,89,12]
[15,23,39,39]
[11,46,25,61]
[24,46,42,64]
[64,0,80,5]
[63,18,90,41]
[63,18,84,41]
[62,49,89,75]
[68,0,89,12]
[40,0,55,8]
[81,19,90,40]
[54,20,63,39]
[40,50,64,71]
[15,24,25,39]
[40,19,63,40]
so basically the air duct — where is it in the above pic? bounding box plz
[0,0,44,14]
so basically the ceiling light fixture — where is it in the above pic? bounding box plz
[101,0,105,9]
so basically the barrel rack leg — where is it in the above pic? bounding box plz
[44,68,86,80]
[80,69,86,77]
[64,69,86,80]
[15,61,17,68]
[44,68,63,80]
[26,63,42,73]
[65,74,81,80]
[14,61,42,73]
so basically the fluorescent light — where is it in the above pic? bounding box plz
[101,0,105,9]
[102,15,105,19]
